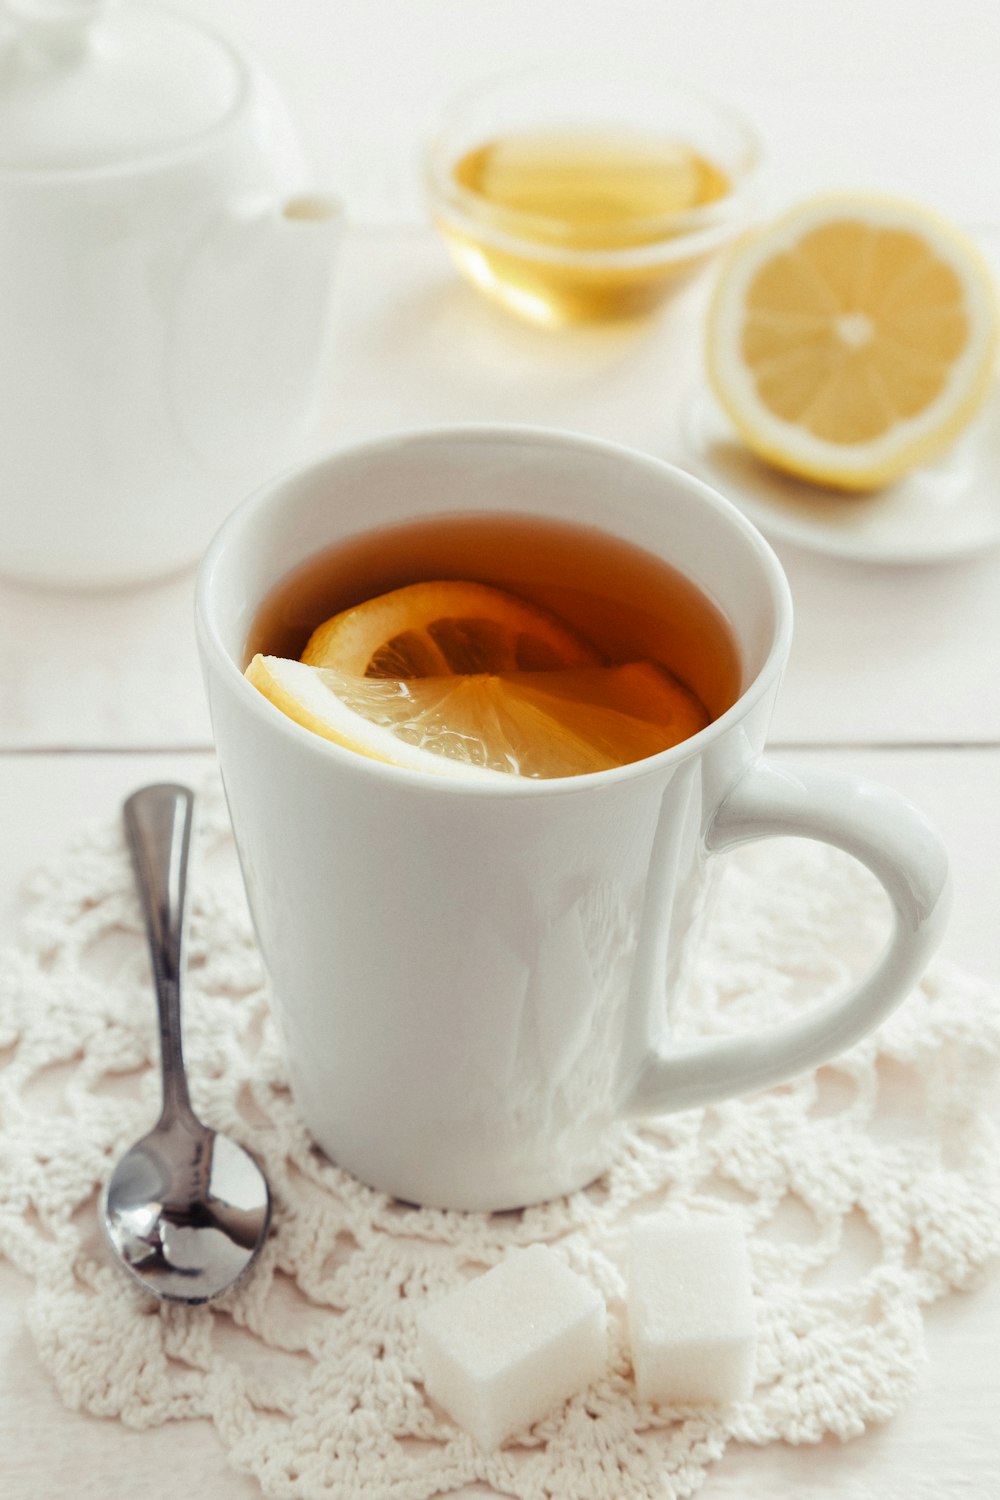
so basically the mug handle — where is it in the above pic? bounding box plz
[624,758,951,1116]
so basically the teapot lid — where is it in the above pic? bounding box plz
[0,1,245,172]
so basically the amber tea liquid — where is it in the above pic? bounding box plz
[248,511,742,728]
[439,128,731,324]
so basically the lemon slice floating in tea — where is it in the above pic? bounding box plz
[706,194,998,490]
[247,656,708,779]
[301,579,602,675]
[247,580,710,779]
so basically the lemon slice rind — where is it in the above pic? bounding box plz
[302,579,602,676]
[246,654,508,781]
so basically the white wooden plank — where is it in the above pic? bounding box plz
[1,748,997,981]
[2,231,999,752]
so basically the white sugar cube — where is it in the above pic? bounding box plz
[627,1215,756,1405]
[417,1244,607,1449]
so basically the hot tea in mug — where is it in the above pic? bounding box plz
[245,511,743,778]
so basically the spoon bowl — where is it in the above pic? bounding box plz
[104,1113,271,1304]
[101,785,271,1304]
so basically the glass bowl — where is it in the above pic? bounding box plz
[425,67,764,327]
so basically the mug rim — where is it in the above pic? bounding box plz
[195,422,793,799]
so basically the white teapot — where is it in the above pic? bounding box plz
[0,0,342,586]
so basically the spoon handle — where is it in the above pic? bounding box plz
[124,784,195,1124]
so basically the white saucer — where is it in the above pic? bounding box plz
[675,383,1000,564]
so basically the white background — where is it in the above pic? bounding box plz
[2,2,999,1496]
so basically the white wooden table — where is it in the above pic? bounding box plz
[2,3,999,1496]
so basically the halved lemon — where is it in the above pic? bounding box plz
[246,654,709,779]
[302,580,602,676]
[706,194,998,490]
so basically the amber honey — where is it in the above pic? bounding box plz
[436,128,731,325]
[248,510,742,726]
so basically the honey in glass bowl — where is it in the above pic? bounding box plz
[426,70,762,326]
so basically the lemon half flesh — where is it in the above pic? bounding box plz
[707,194,998,490]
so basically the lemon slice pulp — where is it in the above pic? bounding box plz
[707,194,998,490]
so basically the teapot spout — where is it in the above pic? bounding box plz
[274,191,345,285]
[281,192,344,228]
[261,189,345,366]
[171,191,344,474]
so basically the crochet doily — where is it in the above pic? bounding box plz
[1,777,999,1500]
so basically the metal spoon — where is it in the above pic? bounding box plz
[101,783,271,1304]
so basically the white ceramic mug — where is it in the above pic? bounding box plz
[196,426,950,1211]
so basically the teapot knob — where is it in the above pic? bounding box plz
[3,0,107,59]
